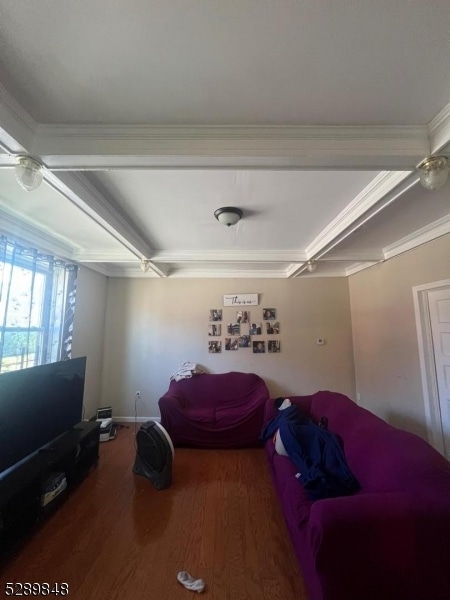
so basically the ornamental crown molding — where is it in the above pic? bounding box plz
[383,214,450,260]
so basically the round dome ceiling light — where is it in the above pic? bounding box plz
[214,207,243,227]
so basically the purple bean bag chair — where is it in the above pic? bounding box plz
[158,371,269,448]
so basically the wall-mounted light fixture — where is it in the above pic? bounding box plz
[417,156,448,191]
[214,207,243,227]
[15,156,43,192]
[140,259,151,272]
[306,260,317,273]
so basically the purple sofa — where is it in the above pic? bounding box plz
[158,371,269,448]
[264,390,450,600]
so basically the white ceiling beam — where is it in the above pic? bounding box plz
[167,267,289,279]
[43,171,152,257]
[102,264,162,278]
[428,102,450,156]
[315,250,384,262]
[288,171,419,277]
[150,250,307,263]
[305,171,415,257]
[43,171,168,277]
[0,84,37,154]
[287,104,450,278]
[0,206,74,260]
[34,124,430,171]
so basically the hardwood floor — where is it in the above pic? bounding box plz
[0,425,307,600]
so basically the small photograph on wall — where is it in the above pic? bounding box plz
[209,341,222,353]
[209,309,222,322]
[239,335,251,348]
[268,340,281,353]
[225,337,239,351]
[227,322,241,335]
[265,321,280,334]
[253,341,265,353]
[208,324,221,336]
[263,308,276,320]
[249,322,262,335]
[236,310,250,324]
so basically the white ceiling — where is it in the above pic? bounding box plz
[0,1,449,279]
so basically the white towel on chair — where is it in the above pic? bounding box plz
[170,361,206,382]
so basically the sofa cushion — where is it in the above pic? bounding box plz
[282,474,312,529]
[266,442,313,528]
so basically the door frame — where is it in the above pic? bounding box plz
[412,278,450,455]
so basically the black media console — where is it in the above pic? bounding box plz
[0,421,100,553]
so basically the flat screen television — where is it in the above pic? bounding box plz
[0,357,86,476]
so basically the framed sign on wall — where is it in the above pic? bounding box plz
[223,294,258,306]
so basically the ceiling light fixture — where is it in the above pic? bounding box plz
[15,156,43,192]
[140,259,151,273]
[214,206,243,227]
[306,260,317,273]
[417,156,448,191]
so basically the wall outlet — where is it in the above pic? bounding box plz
[135,391,141,399]
[316,338,325,345]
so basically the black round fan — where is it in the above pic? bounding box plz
[133,421,174,490]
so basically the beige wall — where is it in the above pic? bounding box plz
[101,277,355,418]
[349,234,450,440]
[71,266,108,419]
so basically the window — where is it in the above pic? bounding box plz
[0,235,77,372]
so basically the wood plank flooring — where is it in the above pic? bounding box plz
[0,425,307,600]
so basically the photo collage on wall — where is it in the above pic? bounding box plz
[208,307,280,353]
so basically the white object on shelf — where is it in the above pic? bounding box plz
[40,473,67,507]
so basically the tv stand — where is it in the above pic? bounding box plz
[0,421,100,553]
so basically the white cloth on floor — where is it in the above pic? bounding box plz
[170,361,206,382]
[177,571,205,593]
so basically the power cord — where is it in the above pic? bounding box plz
[134,391,140,436]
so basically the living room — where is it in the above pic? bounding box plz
[0,2,449,599]
[75,242,448,443]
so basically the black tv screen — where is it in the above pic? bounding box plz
[0,357,86,475]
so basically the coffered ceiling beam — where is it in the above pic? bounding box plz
[289,170,419,277]
[0,207,74,260]
[33,124,430,171]
[0,85,36,154]
[43,171,167,277]
[428,102,450,156]
[1,89,447,172]
[149,250,307,263]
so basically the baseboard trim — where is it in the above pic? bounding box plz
[114,416,161,423]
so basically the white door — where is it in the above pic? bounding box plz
[428,288,450,459]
